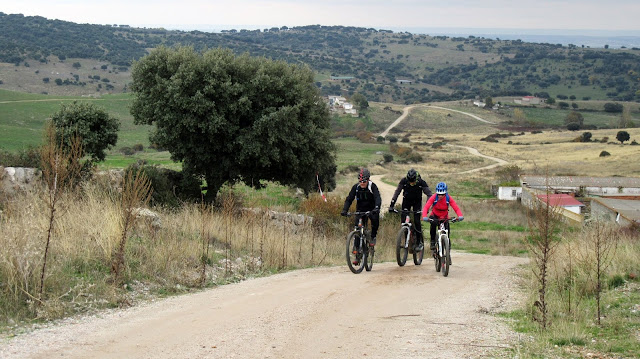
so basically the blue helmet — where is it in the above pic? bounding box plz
[435,182,448,194]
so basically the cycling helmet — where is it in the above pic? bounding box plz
[358,168,371,182]
[435,182,448,194]
[406,168,418,182]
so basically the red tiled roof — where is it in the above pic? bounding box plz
[536,194,585,207]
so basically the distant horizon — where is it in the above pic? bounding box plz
[139,23,640,49]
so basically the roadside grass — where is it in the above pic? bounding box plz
[500,227,640,358]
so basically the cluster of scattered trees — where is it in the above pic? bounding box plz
[3,12,640,104]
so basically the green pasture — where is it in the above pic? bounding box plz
[520,107,629,128]
[334,137,387,171]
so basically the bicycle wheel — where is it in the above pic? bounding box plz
[412,233,424,266]
[433,242,441,272]
[365,243,374,271]
[396,227,409,266]
[346,231,365,274]
[442,235,450,277]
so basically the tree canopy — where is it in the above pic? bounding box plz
[616,130,630,144]
[130,46,337,201]
[50,101,119,162]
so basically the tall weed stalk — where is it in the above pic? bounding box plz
[112,168,152,285]
[38,123,82,300]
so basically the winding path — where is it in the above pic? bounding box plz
[379,104,496,138]
[379,104,507,174]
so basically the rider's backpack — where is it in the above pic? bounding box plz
[433,193,450,206]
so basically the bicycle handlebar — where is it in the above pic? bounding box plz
[345,210,379,217]
[389,209,422,214]
[425,217,459,223]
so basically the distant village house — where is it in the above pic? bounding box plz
[514,96,543,105]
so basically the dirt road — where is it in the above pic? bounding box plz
[1,254,526,359]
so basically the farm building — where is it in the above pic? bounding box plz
[591,198,640,226]
[536,194,585,215]
[514,96,543,105]
[497,186,521,200]
[520,175,640,197]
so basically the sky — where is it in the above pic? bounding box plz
[3,0,640,33]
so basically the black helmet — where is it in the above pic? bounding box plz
[406,168,418,182]
[358,168,371,182]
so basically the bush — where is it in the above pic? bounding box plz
[132,143,144,152]
[126,163,202,207]
[0,147,41,167]
[604,102,624,113]
[566,123,580,131]
[599,151,611,157]
[376,136,385,143]
[383,153,394,162]
[387,136,398,143]
[120,147,135,156]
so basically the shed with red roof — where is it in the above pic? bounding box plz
[536,194,585,214]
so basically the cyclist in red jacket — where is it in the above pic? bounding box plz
[422,182,464,251]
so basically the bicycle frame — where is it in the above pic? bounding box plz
[436,221,449,258]
[397,209,421,250]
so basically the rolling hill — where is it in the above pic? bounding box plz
[1,12,640,104]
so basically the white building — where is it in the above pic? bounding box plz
[497,186,522,200]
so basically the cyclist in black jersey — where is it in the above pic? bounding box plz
[389,168,432,251]
[341,168,382,246]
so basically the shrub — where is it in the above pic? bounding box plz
[383,153,393,162]
[132,143,144,152]
[604,102,623,113]
[599,151,611,157]
[387,136,398,143]
[376,136,385,143]
[0,147,42,167]
[566,123,580,131]
[126,163,202,207]
[120,147,135,155]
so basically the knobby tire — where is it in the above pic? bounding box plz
[346,231,365,274]
[442,235,450,277]
[396,227,409,266]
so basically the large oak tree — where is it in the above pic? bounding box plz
[130,46,336,201]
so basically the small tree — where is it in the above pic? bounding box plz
[351,93,369,111]
[484,97,494,109]
[565,111,584,127]
[581,132,592,142]
[578,221,617,325]
[616,130,630,144]
[527,179,562,330]
[50,101,119,163]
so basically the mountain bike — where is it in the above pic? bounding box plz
[427,217,458,277]
[345,211,376,274]
[390,209,423,266]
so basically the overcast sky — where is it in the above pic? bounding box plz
[3,0,640,32]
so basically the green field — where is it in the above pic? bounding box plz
[0,89,149,152]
